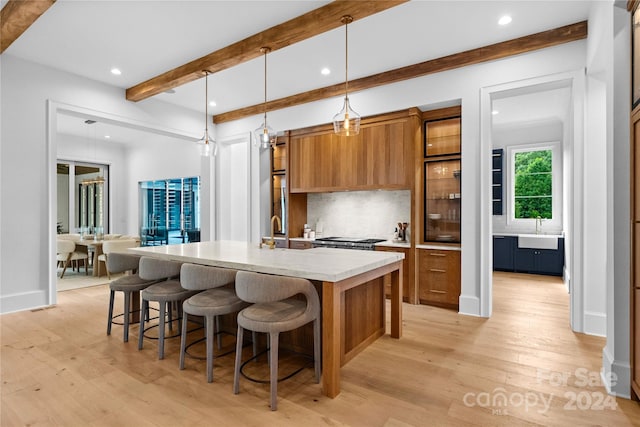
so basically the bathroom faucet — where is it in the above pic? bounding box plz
[268,215,282,249]
[536,216,543,234]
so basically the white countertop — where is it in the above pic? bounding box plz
[129,240,404,283]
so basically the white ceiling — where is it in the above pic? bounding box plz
[5,0,592,144]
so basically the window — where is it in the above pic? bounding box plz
[139,177,200,245]
[514,149,552,219]
[507,143,562,231]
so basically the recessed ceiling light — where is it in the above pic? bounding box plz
[498,15,512,26]
[209,101,217,107]
[110,68,122,75]
[104,135,111,139]
[321,67,331,76]
[164,89,176,94]
[492,110,499,115]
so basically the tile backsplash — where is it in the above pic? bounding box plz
[307,190,411,241]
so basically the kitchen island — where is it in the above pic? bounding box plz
[129,240,404,398]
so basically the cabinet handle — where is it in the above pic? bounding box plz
[429,253,446,257]
[429,268,446,273]
[429,290,446,294]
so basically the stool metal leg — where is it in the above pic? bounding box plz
[179,311,188,370]
[313,318,321,383]
[107,290,115,336]
[123,291,131,342]
[233,326,244,394]
[138,299,148,350]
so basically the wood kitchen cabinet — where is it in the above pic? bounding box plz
[417,248,460,308]
[289,108,420,193]
[375,245,414,303]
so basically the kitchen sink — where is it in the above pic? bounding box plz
[517,234,560,250]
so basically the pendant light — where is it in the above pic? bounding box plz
[254,47,276,149]
[197,70,217,156]
[333,15,360,136]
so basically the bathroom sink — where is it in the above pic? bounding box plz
[517,234,559,250]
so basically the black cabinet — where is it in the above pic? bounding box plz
[494,235,564,276]
[492,149,503,215]
[514,238,565,276]
[493,236,515,271]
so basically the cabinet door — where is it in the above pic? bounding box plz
[418,249,460,307]
[425,117,461,156]
[535,249,564,276]
[424,159,461,243]
[493,236,514,271]
[514,248,536,272]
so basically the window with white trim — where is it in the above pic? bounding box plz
[507,142,562,231]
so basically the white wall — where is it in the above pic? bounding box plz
[603,2,631,398]
[0,54,203,313]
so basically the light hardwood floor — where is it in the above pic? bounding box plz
[2,272,640,426]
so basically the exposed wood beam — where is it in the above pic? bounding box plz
[1,0,56,53]
[125,0,407,102]
[214,20,588,124]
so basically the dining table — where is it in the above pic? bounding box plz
[74,239,105,277]
[129,240,404,398]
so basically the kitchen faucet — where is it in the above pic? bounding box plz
[268,215,282,249]
[536,216,543,234]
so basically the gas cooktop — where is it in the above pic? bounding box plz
[314,236,386,244]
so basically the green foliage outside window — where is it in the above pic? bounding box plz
[514,149,552,219]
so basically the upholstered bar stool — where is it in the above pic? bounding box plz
[179,264,248,383]
[138,257,198,360]
[106,253,158,342]
[233,271,320,411]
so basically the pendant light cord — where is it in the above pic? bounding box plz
[261,47,271,126]
[342,15,353,99]
[204,70,209,137]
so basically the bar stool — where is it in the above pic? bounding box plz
[179,264,248,383]
[138,257,198,360]
[233,271,320,411]
[106,253,159,342]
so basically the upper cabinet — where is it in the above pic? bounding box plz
[420,106,462,245]
[424,117,461,157]
[289,108,421,193]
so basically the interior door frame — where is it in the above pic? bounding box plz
[479,69,585,331]
[46,100,200,306]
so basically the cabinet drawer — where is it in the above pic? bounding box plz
[417,249,460,308]
[289,240,312,250]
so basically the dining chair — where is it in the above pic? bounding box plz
[97,238,139,278]
[56,239,88,278]
[179,263,247,383]
[138,257,198,360]
[106,253,159,342]
[233,271,320,411]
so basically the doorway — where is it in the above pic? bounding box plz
[479,70,585,332]
[57,160,109,235]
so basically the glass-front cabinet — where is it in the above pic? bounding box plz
[423,115,461,243]
[424,159,461,242]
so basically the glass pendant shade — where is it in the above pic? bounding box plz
[198,70,216,157]
[333,96,361,136]
[254,47,276,149]
[197,129,217,156]
[254,120,276,149]
[333,15,360,136]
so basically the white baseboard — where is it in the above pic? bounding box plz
[584,311,606,337]
[0,290,49,314]
[459,294,482,317]
[602,346,631,399]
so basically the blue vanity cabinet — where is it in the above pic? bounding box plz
[493,235,515,271]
